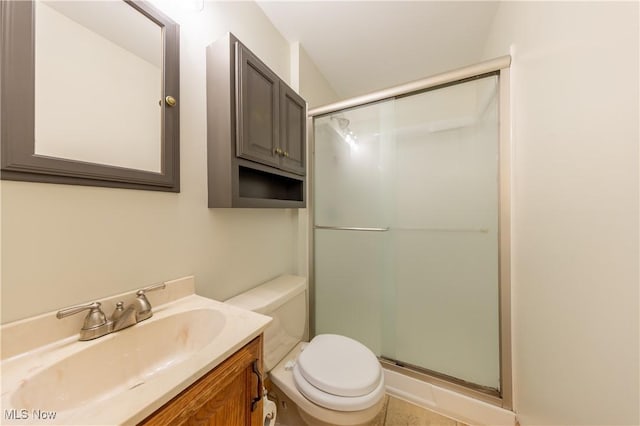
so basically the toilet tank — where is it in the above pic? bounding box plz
[225,275,307,371]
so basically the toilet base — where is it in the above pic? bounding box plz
[268,382,388,426]
[269,343,387,426]
[296,397,387,426]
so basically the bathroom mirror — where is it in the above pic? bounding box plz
[0,0,180,191]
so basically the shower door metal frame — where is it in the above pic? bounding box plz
[307,55,512,410]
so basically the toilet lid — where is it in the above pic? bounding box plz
[293,363,386,412]
[297,334,381,397]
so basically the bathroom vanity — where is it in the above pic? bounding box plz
[0,276,271,425]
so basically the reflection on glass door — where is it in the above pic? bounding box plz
[313,75,500,390]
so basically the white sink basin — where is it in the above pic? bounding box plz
[1,291,271,425]
[11,308,226,412]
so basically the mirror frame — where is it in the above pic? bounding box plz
[0,0,180,192]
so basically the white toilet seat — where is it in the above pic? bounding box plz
[293,362,386,411]
[296,334,382,397]
[290,334,385,412]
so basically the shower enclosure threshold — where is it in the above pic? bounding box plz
[380,357,500,402]
[381,361,515,426]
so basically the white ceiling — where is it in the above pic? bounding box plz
[257,1,499,101]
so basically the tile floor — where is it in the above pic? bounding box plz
[271,388,468,426]
[383,396,469,426]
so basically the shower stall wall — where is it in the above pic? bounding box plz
[310,58,511,405]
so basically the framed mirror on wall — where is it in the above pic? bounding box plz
[0,0,180,192]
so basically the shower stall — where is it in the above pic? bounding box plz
[309,57,512,407]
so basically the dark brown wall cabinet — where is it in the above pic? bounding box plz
[207,33,306,208]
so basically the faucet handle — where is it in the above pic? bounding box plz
[136,282,166,297]
[135,283,166,322]
[56,301,107,330]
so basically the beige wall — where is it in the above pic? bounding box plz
[297,43,340,110]
[483,2,639,424]
[0,1,329,323]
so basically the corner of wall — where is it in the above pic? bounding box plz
[289,41,300,92]
[293,43,340,109]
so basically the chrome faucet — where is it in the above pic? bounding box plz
[110,302,138,331]
[56,283,166,341]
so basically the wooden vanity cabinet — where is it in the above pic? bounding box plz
[207,33,306,208]
[140,335,263,426]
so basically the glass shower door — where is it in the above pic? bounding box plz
[313,75,500,391]
[313,100,396,356]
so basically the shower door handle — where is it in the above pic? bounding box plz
[314,225,389,232]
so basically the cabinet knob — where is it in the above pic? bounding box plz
[284,152,289,158]
[165,96,177,107]
[274,148,283,155]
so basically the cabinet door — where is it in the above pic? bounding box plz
[140,336,263,426]
[236,42,280,168]
[279,83,306,175]
[189,368,248,425]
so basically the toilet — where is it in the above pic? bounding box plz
[225,275,386,426]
